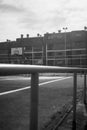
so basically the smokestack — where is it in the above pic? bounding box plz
[7,39,9,42]
[58,30,61,33]
[27,34,29,38]
[37,33,40,37]
[7,39,10,42]
[21,34,23,39]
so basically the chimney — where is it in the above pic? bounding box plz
[37,33,40,37]
[7,39,9,42]
[27,34,29,38]
[7,39,10,42]
[58,30,61,33]
[21,34,23,39]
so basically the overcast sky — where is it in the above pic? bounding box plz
[0,0,87,41]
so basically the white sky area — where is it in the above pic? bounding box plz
[0,0,87,41]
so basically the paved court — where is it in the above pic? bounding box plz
[0,75,84,130]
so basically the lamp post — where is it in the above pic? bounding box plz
[63,27,68,67]
[84,26,87,104]
[84,26,87,68]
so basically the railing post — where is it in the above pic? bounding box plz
[84,73,86,104]
[72,72,77,130]
[30,73,39,130]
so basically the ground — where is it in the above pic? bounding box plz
[0,75,85,130]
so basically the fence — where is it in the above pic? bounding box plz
[0,64,87,130]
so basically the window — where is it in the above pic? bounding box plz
[47,44,54,50]
[25,46,32,51]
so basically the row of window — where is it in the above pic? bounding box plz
[0,48,86,67]
[0,58,86,66]
[0,53,86,59]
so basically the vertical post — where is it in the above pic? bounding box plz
[46,43,47,65]
[65,31,67,67]
[63,27,68,67]
[30,73,39,130]
[72,73,77,130]
[32,47,34,65]
[42,46,43,65]
[84,73,86,104]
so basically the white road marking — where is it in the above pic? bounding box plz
[0,77,72,96]
[0,76,63,81]
[39,77,71,86]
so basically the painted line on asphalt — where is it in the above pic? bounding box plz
[0,76,63,81]
[39,77,71,86]
[0,77,72,96]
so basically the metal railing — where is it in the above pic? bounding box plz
[0,64,87,130]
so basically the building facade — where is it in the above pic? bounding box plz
[0,30,87,67]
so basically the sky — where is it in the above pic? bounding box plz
[0,0,87,42]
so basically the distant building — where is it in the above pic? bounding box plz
[0,30,87,67]
[44,30,87,67]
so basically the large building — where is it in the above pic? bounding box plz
[0,30,87,67]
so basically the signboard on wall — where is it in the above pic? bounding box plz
[11,48,22,55]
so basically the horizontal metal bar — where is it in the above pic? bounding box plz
[0,64,87,76]
[47,48,86,52]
